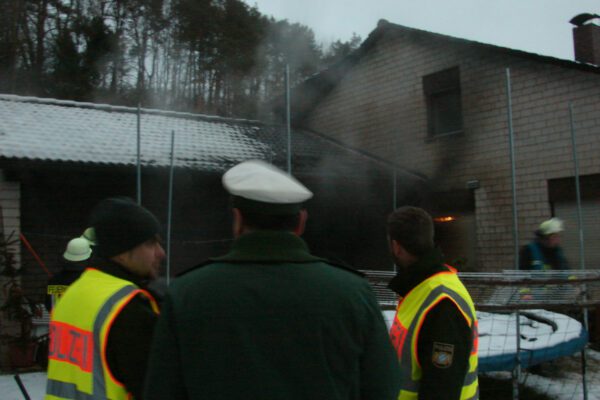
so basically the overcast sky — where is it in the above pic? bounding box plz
[243,0,599,61]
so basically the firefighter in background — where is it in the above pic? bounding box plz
[46,197,165,400]
[520,218,568,270]
[81,227,97,247]
[518,218,596,349]
[45,237,92,312]
[387,207,478,400]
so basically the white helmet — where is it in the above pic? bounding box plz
[81,227,97,246]
[63,238,92,262]
[538,218,564,236]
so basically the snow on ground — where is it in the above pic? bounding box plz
[484,347,600,400]
[1,352,599,400]
[0,372,46,400]
[524,369,600,400]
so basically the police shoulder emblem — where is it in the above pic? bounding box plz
[432,342,454,368]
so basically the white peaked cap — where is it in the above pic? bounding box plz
[223,160,313,210]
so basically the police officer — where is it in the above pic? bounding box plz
[46,197,165,400]
[387,207,478,400]
[520,218,568,271]
[145,160,400,400]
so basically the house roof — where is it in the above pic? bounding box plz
[0,94,270,171]
[374,20,600,73]
[280,20,600,124]
[0,94,407,178]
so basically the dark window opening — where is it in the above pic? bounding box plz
[424,188,476,271]
[423,67,463,137]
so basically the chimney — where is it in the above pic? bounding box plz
[570,13,600,65]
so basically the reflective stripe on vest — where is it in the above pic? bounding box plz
[46,269,158,400]
[391,271,479,400]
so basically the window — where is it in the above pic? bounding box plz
[423,67,463,137]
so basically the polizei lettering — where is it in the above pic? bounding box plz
[48,321,94,372]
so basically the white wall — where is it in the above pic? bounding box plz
[0,169,21,269]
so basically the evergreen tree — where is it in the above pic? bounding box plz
[49,16,114,101]
[322,33,362,66]
[0,0,365,119]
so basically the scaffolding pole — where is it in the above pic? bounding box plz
[393,169,397,210]
[506,68,521,400]
[392,168,397,273]
[285,64,292,174]
[136,103,142,205]
[569,103,589,400]
[166,130,175,286]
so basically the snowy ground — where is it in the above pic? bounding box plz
[1,353,600,400]
[483,347,600,400]
[1,357,599,400]
[1,372,46,400]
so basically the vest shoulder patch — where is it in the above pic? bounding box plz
[432,342,454,368]
[48,284,68,295]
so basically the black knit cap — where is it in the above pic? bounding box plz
[89,197,161,258]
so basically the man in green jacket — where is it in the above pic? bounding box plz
[145,160,400,400]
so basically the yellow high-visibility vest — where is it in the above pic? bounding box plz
[45,268,159,400]
[390,267,479,400]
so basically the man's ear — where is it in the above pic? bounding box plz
[110,252,129,269]
[391,239,403,258]
[293,210,308,236]
[232,208,244,238]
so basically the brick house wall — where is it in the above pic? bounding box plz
[301,27,600,271]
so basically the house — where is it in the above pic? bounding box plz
[0,94,422,307]
[283,19,600,272]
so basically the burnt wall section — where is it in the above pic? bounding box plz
[7,160,400,301]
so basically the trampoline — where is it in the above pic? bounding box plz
[381,309,587,372]
[476,310,588,372]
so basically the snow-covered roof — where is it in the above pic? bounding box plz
[0,94,279,171]
[0,94,418,182]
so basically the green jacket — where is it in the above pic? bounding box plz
[145,231,400,399]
